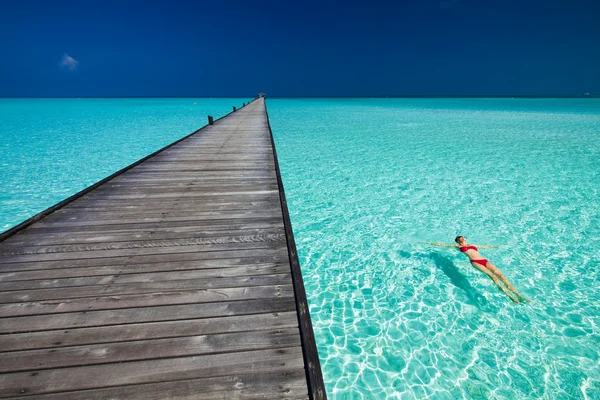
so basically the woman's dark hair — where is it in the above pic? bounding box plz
[455,236,464,244]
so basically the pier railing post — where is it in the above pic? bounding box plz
[208,115,214,125]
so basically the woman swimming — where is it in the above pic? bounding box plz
[427,236,529,303]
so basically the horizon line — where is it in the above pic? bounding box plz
[1,95,598,99]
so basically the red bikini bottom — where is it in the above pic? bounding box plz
[470,259,489,267]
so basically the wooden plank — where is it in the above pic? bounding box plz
[0,294,296,332]
[35,211,282,225]
[89,184,280,193]
[116,166,274,172]
[0,227,283,247]
[21,219,284,235]
[111,172,276,179]
[131,162,277,168]
[63,195,281,205]
[0,347,305,398]
[127,167,277,173]
[0,328,302,373]
[39,210,283,224]
[0,261,287,282]
[55,202,281,214]
[31,211,281,227]
[76,191,280,202]
[94,180,279,188]
[1,311,299,351]
[115,168,275,173]
[84,188,281,197]
[0,274,291,303]
[0,233,286,257]
[85,177,279,185]
[19,219,285,235]
[1,248,289,271]
[7,369,308,400]
[38,198,283,213]
[57,200,281,210]
[87,182,280,192]
[106,177,276,184]
[150,153,274,160]
[0,242,287,264]
[138,157,275,162]
[53,206,281,217]
[0,264,290,291]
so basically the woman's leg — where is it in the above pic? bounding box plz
[470,262,519,303]
[485,262,530,301]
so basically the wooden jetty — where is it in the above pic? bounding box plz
[0,98,326,399]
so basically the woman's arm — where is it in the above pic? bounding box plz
[423,242,460,247]
[423,242,499,249]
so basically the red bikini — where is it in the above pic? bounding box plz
[459,245,489,267]
[459,245,478,252]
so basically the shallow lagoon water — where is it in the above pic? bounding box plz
[2,98,599,399]
[267,98,600,399]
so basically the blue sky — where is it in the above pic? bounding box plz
[0,0,598,96]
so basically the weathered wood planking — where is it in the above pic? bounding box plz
[0,98,326,399]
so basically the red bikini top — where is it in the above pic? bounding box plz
[460,245,478,253]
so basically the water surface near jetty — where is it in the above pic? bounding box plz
[268,98,600,399]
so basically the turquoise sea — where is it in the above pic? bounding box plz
[2,98,600,399]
